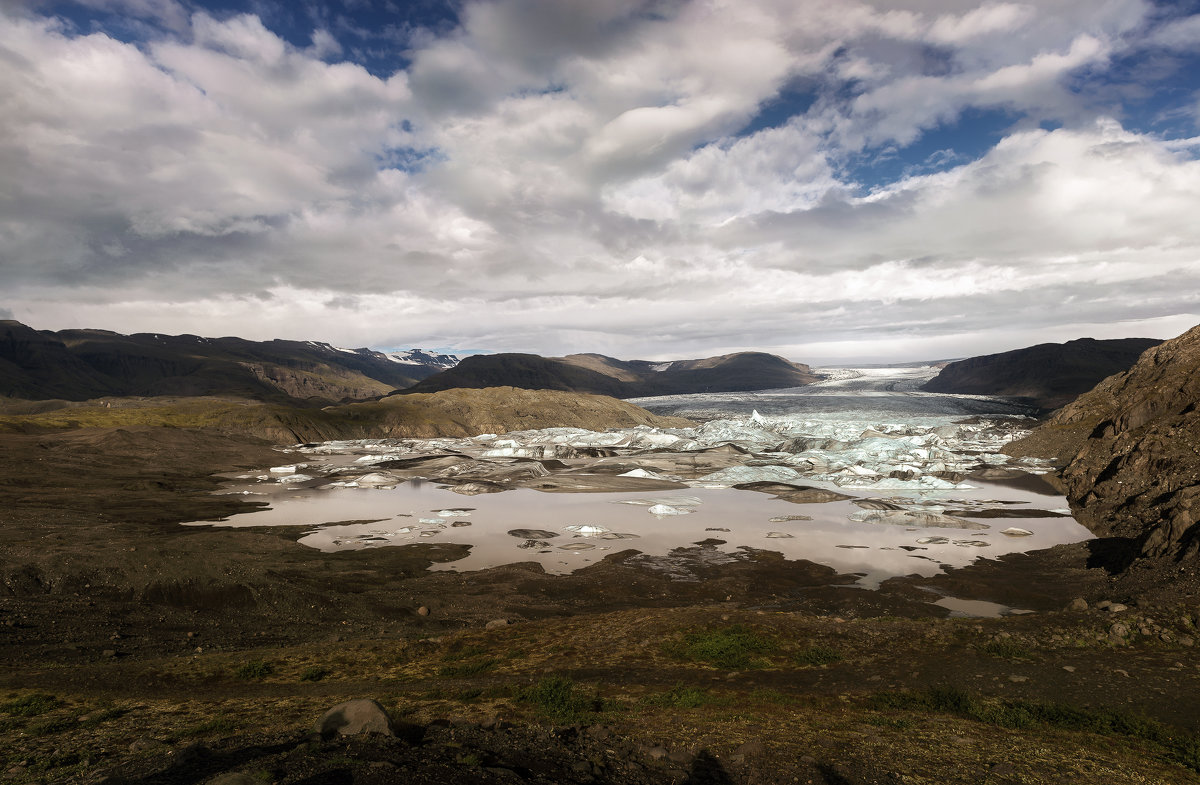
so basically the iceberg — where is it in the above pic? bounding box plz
[693,465,802,487]
[647,504,695,517]
[564,524,611,536]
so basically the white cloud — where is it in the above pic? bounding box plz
[0,0,1197,361]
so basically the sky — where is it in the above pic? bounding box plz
[1,0,1199,363]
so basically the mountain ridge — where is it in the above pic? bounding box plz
[920,336,1161,411]
[402,350,821,398]
[0,320,457,405]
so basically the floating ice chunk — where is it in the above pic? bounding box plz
[694,465,802,487]
[619,468,668,480]
[916,536,950,544]
[278,473,315,483]
[617,496,703,507]
[765,531,794,538]
[769,515,812,522]
[648,504,695,516]
[564,524,611,536]
[849,510,988,530]
[558,542,596,551]
[352,472,403,487]
[953,539,990,547]
[600,532,640,539]
[270,465,305,474]
[1000,527,1034,536]
[434,508,474,517]
[418,518,443,525]
[353,455,394,465]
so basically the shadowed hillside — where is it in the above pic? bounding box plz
[0,321,455,404]
[921,337,1160,412]
[406,351,821,397]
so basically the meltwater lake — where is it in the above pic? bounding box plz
[190,367,1091,589]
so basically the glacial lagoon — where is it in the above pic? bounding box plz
[189,366,1092,592]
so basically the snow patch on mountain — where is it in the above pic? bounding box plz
[385,349,460,369]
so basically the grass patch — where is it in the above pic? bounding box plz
[26,715,77,736]
[979,639,1033,660]
[234,660,274,680]
[1,693,59,717]
[175,715,237,739]
[794,645,842,666]
[665,625,777,669]
[299,666,331,682]
[518,677,605,724]
[641,685,729,709]
[870,687,1200,772]
[442,643,490,662]
[439,658,499,678]
[748,688,793,706]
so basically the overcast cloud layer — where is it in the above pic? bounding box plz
[2,0,1199,361]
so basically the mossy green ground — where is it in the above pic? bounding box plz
[4,606,1199,784]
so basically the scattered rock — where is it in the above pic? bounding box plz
[1108,603,1129,613]
[1067,598,1089,611]
[416,606,430,617]
[314,699,397,739]
[485,619,509,629]
[1062,666,1076,673]
[1008,675,1029,683]
[735,739,765,757]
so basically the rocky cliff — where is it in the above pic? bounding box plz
[922,337,1161,411]
[1007,325,1200,564]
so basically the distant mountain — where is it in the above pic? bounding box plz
[920,337,1161,412]
[403,351,821,398]
[0,321,458,404]
[383,349,460,371]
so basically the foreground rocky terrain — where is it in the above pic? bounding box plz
[922,337,1160,412]
[3,424,1200,784]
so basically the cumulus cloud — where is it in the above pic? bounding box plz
[0,0,1197,361]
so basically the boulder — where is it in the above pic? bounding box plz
[314,699,396,739]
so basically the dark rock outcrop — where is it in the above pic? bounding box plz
[921,337,1161,412]
[406,351,820,398]
[314,699,397,739]
[0,320,456,404]
[1008,325,1200,564]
